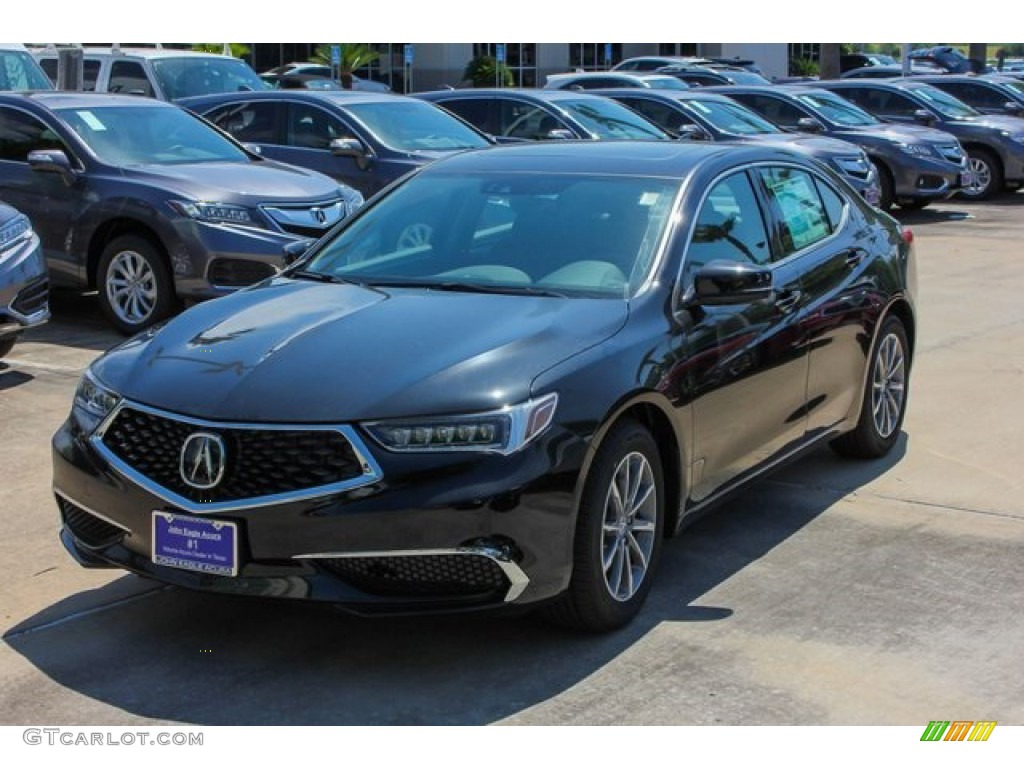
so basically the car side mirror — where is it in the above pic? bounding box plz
[330,137,372,170]
[913,108,938,126]
[242,142,263,155]
[27,149,74,182]
[676,123,711,141]
[544,128,575,141]
[796,116,825,133]
[1004,101,1024,116]
[282,238,315,265]
[685,261,774,307]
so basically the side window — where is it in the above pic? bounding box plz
[869,90,919,117]
[0,108,68,162]
[206,101,280,144]
[756,167,835,256]
[39,59,57,83]
[437,99,492,135]
[108,61,153,97]
[620,98,685,133]
[947,82,1004,110]
[36,58,101,91]
[814,177,847,231]
[287,103,351,150]
[685,171,770,281]
[498,101,569,140]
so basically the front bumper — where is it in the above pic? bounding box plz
[52,406,584,614]
[889,153,966,201]
[0,230,49,341]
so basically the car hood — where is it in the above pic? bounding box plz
[832,122,959,145]
[93,279,628,422]
[740,133,862,158]
[125,160,343,203]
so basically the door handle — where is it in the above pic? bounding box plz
[775,289,802,314]
[845,249,867,269]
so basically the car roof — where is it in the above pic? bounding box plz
[416,88,618,104]
[596,87,734,104]
[0,91,178,110]
[421,137,775,178]
[181,90,419,108]
[32,47,238,61]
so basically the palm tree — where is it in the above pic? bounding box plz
[311,44,381,89]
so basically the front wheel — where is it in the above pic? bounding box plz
[97,234,178,335]
[958,148,1003,201]
[543,419,665,632]
[831,316,910,459]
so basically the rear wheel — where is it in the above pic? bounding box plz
[543,419,664,632]
[831,316,909,459]
[97,234,178,335]
[873,161,894,211]
[959,148,1003,200]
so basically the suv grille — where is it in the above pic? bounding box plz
[59,496,126,550]
[11,276,49,317]
[262,200,345,239]
[321,554,510,598]
[936,144,965,164]
[100,407,366,504]
[207,258,276,287]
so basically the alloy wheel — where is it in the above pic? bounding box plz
[965,156,992,197]
[601,451,658,602]
[871,332,906,439]
[105,250,158,326]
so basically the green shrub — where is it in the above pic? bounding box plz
[463,56,515,87]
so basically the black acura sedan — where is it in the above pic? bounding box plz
[53,142,916,632]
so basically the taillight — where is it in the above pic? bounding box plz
[901,227,914,245]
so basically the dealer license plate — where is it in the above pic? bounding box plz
[152,512,238,577]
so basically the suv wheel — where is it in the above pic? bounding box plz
[959,148,1003,200]
[543,419,664,632]
[97,235,178,335]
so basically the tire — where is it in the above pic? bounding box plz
[0,336,16,359]
[97,234,178,335]
[873,161,894,212]
[543,419,665,632]
[831,316,910,459]
[958,148,1003,201]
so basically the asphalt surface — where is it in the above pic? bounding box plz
[1,196,1023,725]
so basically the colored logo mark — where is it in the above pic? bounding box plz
[920,721,996,742]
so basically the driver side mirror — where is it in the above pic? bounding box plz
[676,123,711,141]
[1004,101,1024,116]
[543,128,575,141]
[684,261,774,308]
[796,116,825,133]
[913,109,938,126]
[27,149,75,183]
[330,137,373,170]
[282,238,315,265]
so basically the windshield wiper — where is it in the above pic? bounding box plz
[290,270,358,285]
[362,278,569,297]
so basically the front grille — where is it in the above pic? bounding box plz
[321,554,510,598]
[277,223,330,239]
[207,258,276,287]
[936,144,965,164]
[100,407,366,504]
[59,496,126,549]
[11,276,49,317]
[262,200,345,239]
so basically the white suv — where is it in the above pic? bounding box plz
[33,47,268,101]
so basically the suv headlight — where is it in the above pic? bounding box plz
[833,155,870,177]
[0,213,32,256]
[896,143,934,157]
[363,393,558,455]
[72,370,121,434]
[169,200,261,226]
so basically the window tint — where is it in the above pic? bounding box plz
[0,108,67,162]
[287,103,350,149]
[108,61,154,97]
[730,94,806,127]
[206,101,281,144]
[437,98,492,135]
[38,58,101,90]
[686,172,770,281]
[842,87,919,118]
[940,82,1005,109]
[618,98,688,134]
[815,177,847,230]
[498,100,569,140]
[757,167,835,256]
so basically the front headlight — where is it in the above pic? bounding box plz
[0,214,32,255]
[363,393,558,455]
[896,143,934,157]
[72,370,120,435]
[833,155,871,177]
[169,200,259,226]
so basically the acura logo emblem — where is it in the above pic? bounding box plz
[312,207,326,224]
[180,432,227,490]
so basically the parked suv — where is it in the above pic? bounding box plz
[911,74,1024,117]
[182,91,495,198]
[0,201,49,358]
[33,47,269,102]
[0,92,362,333]
[598,88,881,205]
[706,84,968,210]
[0,44,52,91]
[818,79,1024,199]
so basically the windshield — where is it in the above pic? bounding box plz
[0,50,53,90]
[640,76,688,90]
[342,100,490,152]
[151,57,269,100]
[300,171,680,298]
[796,92,879,126]
[557,99,668,140]
[681,98,779,135]
[57,105,250,165]
[908,85,980,119]
[719,70,771,85]
[1000,79,1024,96]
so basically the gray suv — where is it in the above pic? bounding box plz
[0,92,362,333]
[0,201,49,358]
